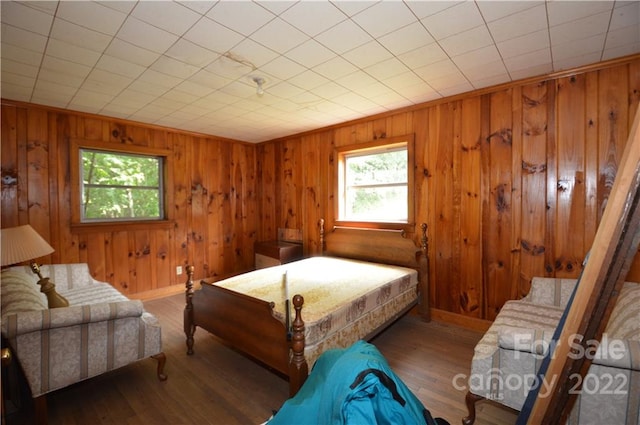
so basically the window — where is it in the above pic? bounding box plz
[71,140,171,227]
[336,135,414,229]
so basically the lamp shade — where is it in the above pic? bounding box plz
[1,225,54,267]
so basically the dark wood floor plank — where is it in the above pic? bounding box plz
[5,294,516,425]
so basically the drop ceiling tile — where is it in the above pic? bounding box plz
[174,80,216,98]
[604,24,640,51]
[84,69,134,94]
[2,71,35,90]
[50,19,112,52]
[32,92,73,108]
[453,45,502,69]
[550,11,611,45]
[414,59,460,82]
[227,38,279,70]
[116,16,179,54]
[383,70,425,91]
[554,52,602,71]
[487,4,548,43]
[477,1,543,23]
[603,42,640,60]
[335,70,378,91]
[37,67,85,88]
[2,83,33,101]
[188,69,233,90]
[127,79,170,97]
[132,1,202,36]
[313,56,359,80]
[440,25,493,57]
[97,1,136,14]
[405,1,460,20]
[95,55,146,79]
[496,29,549,59]
[421,1,484,40]
[437,80,474,97]
[251,18,309,54]
[280,1,346,37]
[41,55,92,78]
[552,33,606,62]
[151,56,200,79]
[207,1,274,36]
[547,1,613,27]
[164,39,219,67]
[263,81,305,99]
[100,106,137,119]
[288,70,330,91]
[259,55,306,80]
[504,48,552,74]
[217,80,257,99]
[104,39,162,67]
[342,40,393,69]
[351,81,393,99]
[330,1,377,18]
[70,89,115,109]
[138,69,183,89]
[460,58,509,82]
[17,1,58,15]
[111,89,157,108]
[206,55,255,80]
[1,1,53,36]
[35,78,79,96]
[364,57,410,81]
[257,1,296,16]
[610,2,640,30]
[183,16,245,53]
[1,43,43,66]
[1,24,48,52]
[314,81,350,100]
[57,1,127,36]
[315,19,372,55]
[45,39,102,67]
[398,43,449,69]
[178,1,217,15]
[350,2,417,38]
[377,22,435,56]
[286,39,337,68]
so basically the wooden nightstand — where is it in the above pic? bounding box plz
[254,240,303,269]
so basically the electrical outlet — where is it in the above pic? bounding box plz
[176,266,183,275]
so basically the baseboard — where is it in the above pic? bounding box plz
[430,308,492,332]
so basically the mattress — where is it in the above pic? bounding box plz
[213,256,418,365]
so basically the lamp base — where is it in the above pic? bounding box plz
[38,277,69,308]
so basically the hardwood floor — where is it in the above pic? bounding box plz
[4,294,517,425]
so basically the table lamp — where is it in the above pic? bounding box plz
[1,224,69,308]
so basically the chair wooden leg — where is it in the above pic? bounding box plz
[34,395,47,425]
[462,391,485,425]
[152,352,167,381]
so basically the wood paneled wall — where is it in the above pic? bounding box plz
[256,57,640,321]
[1,104,257,298]
[2,57,639,322]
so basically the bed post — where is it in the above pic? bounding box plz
[184,265,196,355]
[319,218,325,255]
[289,294,308,396]
[418,223,430,321]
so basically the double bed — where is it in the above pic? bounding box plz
[184,220,430,396]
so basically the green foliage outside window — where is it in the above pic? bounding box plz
[344,148,408,221]
[81,149,163,221]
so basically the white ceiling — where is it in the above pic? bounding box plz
[1,1,639,143]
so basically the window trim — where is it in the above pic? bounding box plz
[334,134,415,232]
[70,139,174,232]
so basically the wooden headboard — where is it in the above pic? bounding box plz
[319,219,428,270]
[319,219,430,320]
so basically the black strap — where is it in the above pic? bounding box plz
[350,368,406,406]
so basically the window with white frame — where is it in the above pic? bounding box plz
[337,135,414,228]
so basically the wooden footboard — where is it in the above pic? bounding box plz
[184,266,308,395]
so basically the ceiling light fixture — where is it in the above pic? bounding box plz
[252,76,265,97]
